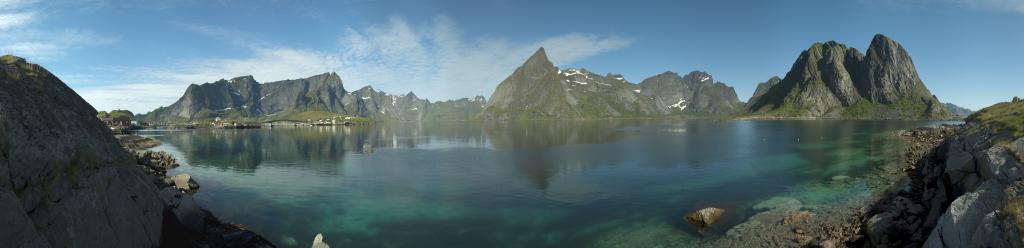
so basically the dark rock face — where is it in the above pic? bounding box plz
[0,55,164,247]
[479,48,741,120]
[945,102,974,118]
[747,76,781,105]
[637,71,743,115]
[748,34,955,119]
[144,72,487,123]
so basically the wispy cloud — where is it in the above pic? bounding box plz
[336,16,631,101]
[0,1,118,60]
[85,16,632,113]
[0,29,119,60]
[870,0,1024,14]
[0,11,33,29]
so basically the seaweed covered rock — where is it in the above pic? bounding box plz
[686,207,726,229]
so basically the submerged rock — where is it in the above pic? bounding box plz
[686,207,726,229]
[312,233,330,248]
[830,175,852,182]
[783,211,814,226]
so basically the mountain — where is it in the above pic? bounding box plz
[944,102,974,118]
[637,71,743,115]
[747,76,781,104]
[143,73,486,123]
[478,47,741,120]
[747,34,955,119]
[424,96,487,120]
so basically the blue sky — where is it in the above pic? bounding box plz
[1,0,1021,113]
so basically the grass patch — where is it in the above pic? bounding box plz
[966,100,1024,137]
[1003,197,1024,233]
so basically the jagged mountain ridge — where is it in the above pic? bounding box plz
[478,48,742,120]
[747,34,954,119]
[143,73,486,123]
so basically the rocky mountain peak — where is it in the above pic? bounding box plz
[683,71,714,84]
[654,71,680,78]
[522,47,554,70]
[229,75,255,83]
[868,34,899,52]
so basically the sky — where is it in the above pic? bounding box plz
[1,0,1021,113]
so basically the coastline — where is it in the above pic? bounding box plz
[693,125,952,247]
[119,135,278,247]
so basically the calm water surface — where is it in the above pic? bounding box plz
[140,120,952,247]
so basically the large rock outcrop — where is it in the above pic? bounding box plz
[861,99,1024,247]
[747,34,955,119]
[0,55,164,247]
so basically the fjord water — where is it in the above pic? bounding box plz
[141,120,948,247]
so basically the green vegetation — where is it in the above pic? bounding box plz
[97,109,135,121]
[839,98,931,119]
[966,99,1024,137]
[1,54,20,64]
[1002,197,1024,233]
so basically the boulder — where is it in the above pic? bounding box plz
[312,233,330,248]
[830,175,852,182]
[944,144,975,184]
[686,207,726,229]
[170,173,200,192]
[924,181,1005,247]
[159,187,207,232]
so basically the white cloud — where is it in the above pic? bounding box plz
[85,16,632,113]
[0,29,119,59]
[0,0,38,9]
[335,16,632,101]
[0,11,33,29]
[953,0,1024,13]
[77,46,343,113]
[78,83,190,113]
[0,1,117,60]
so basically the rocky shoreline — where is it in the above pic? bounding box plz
[738,120,1024,248]
[121,141,277,247]
[117,134,163,150]
[853,102,1024,247]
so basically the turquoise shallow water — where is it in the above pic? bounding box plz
[140,120,952,247]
